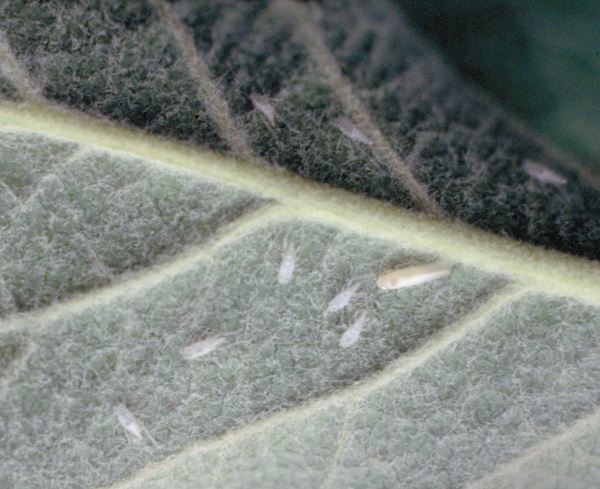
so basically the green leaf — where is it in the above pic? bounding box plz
[0,1,599,488]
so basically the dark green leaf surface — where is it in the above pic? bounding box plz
[0,0,598,258]
[0,73,17,99]
[0,0,226,149]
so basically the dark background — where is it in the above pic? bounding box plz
[396,0,600,176]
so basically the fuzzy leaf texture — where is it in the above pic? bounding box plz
[0,1,599,488]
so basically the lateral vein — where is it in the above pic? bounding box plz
[283,0,446,218]
[150,0,257,160]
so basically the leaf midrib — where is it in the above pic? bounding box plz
[0,101,598,307]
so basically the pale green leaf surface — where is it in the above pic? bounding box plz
[0,216,505,488]
[0,1,599,488]
[0,131,263,314]
[126,294,600,489]
[468,407,600,489]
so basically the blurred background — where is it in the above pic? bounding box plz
[396,0,600,176]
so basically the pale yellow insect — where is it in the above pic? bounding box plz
[277,240,296,285]
[114,403,158,448]
[332,117,372,146]
[339,311,368,348]
[523,159,567,186]
[181,336,226,361]
[250,93,276,126]
[327,283,361,313]
[376,263,451,290]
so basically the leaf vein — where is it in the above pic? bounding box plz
[0,31,41,102]
[150,0,258,159]
[285,0,446,218]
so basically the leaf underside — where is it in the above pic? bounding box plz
[0,0,599,259]
[0,1,599,488]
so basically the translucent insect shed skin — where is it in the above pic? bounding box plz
[277,241,296,285]
[250,93,276,126]
[523,159,567,186]
[377,263,451,290]
[114,403,158,448]
[331,117,372,146]
[327,283,361,313]
[181,336,226,361]
[340,311,368,348]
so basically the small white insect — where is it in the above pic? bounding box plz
[250,93,276,126]
[522,159,567,186]
[181,336,226,361]
[277,240,296,285]
[376,263,451,290]
[339,311,368,348]
[331,117,372,146]
[326,283,361,313]
[114,403,158,448]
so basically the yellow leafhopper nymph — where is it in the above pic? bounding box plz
[377,263,451,290]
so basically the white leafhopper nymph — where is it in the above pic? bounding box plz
[377,263,451,290]
[327,283,361,313]
[114,403,158,448]
[181,336,226,361]
[339,311,368,348]
[331,117,372,146]
[522,159,567,186]
[250,93,276,126]
[277,240,296,285]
